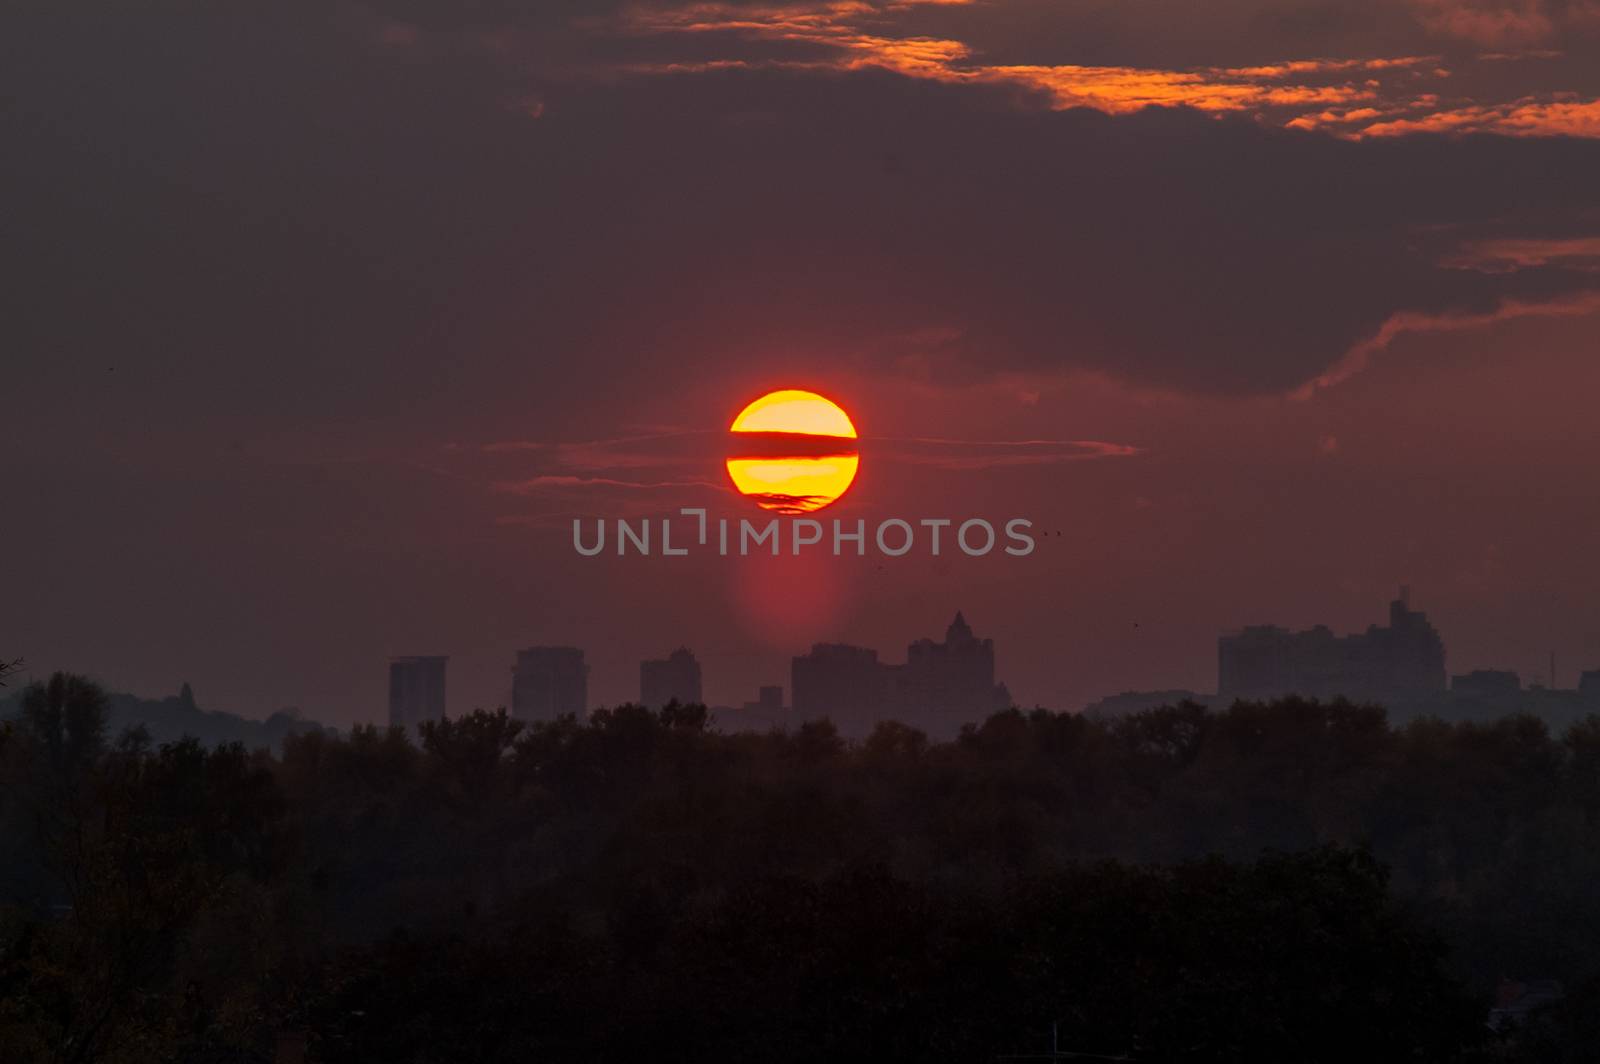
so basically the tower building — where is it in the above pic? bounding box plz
[1218,589,1446,704]
[511,646,589,722]
[791,612,1011,738]
[640,647,704,707]
[388,655,447,729]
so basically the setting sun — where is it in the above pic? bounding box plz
[726,389,859,514]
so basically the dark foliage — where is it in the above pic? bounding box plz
[6,676,1599,1061]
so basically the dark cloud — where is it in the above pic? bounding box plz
[5,3,1600,451]
[481,67,1600,396]
[883,0,1600,67]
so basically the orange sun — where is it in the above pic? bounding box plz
[726,389,859,514]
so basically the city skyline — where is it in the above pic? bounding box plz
[15,568,1600,732]
[20,542,1600,729]
[364,594,1600,734]
[1218,589,1447,704]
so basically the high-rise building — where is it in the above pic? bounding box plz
[742,685,784,713]
[511,646,588,722]
[1218,590,1446,705]
[640,647,703,707]
[388,655,447,728]
[791,613,1011,737]
[1452,669,1521,699]
[896,611,1012,735]
[792,643,891,729]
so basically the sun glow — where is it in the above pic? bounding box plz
[727,390,859,514]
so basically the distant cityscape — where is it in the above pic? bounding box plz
[390,611,1008,739]
[1090,588,1600,730]
[388,590,1600,738]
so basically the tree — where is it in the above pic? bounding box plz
[18,672,108,779]
[417,708,524,803]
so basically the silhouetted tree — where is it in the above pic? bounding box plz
[8,690,1600,1060]
[19,672,107,780]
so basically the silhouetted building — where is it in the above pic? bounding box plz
[1452,669,1521,699]
[895,611,1012,735]
[1412,663,1600,728]
[742,685,784,713]
[719,685,787,732]
[512,646,588,722]
[640,647,703,708]
[1218,589,1446,705]
[792,643,890,729]
[389,655,447,728]
[791,613,1010,737]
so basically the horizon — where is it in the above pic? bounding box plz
[10,587,1595,730]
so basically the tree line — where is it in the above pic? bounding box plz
[4,672,1600,1061]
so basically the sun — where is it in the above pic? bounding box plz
[726,389,860,514]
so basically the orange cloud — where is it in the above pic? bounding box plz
[965,64,1373,114]
[613,0,1600,138]
[1360,95,1600,136]
[1219,56,1440,78]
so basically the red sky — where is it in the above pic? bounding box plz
[4,0,1600,723]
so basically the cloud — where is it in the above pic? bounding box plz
[494,474,728,492]
[1412,0,1555,46]
[482,430,1140,525]
[485,431,718,468]
[1441,234,1600,269]
[5,1,1600,429]
[614,1,1407,120]
[488,432,1139,484]
[874,437,1143,469]
[607,0,1600,137]
[1291,289,1600,398]
[1358,93,1600,135]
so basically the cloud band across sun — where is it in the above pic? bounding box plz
[483,420,1140,527]
[726,390,860,514]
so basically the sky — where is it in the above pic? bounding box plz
[4,0,1600,725]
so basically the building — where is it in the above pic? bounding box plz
[895,612,1012,736]
[742,685,784,713]
[1218,589,1446,706]
[640,647,703,707]
[791,612,1011,738]
[715,685,787,733]
[388,655,447,729]
[1452,669,1521,699]
[1580,670,1600,699]
[511,646,588,722]
[791,643,890,730]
